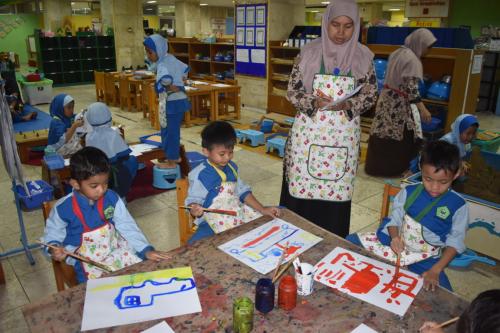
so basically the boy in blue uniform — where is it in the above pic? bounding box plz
[187,121,282,243]
[347,140,469,291]
[43,147,170,283]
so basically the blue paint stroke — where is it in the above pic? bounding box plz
[469,221,500,237]
[114,277,196,309]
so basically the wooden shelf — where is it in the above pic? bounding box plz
[422,98,449,106]
[191,59,211,63]
[212,61,234,65]
[271,58,295,65]
[270,46,300,50]
[172,53,189,57]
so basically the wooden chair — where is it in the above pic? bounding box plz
[144,81,160,130]
[118,75,138,112]
[380,183,401,221]
[176,178,196,245]
[93,70,105,102]
[141,78,156,120]
[218,78,240,119]
[103,72,119,107]
[42,201,78,292]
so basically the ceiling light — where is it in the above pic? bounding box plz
[388,8,401,11]
[147,1,157,3]
[71,2,75,4]
[200,3,209,6]
[321,1,330,4]
[311,10,319,13]
[146,8,153,10]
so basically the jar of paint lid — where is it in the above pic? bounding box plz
[255,278,275,313]
[233,296,254,333]
[278,275,297,311]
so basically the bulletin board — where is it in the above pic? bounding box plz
[235,4,267,78]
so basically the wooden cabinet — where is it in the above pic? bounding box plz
[168,38,234,81]
[267,41,300,116]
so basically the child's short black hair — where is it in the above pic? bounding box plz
[70,147,110,181]
[457,289,500,333]
[201,121,237,150]
[419,140,460,174]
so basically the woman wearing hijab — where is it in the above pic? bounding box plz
[143,34,191,169]
[280,0,378,238]
[85,102,138,198]
[47,93,83,156]
[365,28,436,177]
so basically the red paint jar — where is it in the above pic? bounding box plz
[278,275,297,311]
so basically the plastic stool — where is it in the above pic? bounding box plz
[239,129,265,147]
[153,165,180,189]
[266,137,286,157]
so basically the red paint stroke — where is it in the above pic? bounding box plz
[287,245,301,255]
[328,279,337,285]
[317,262,325,268]
[331,270,344,280]
[330,252,355,265]
[319,269,329,276]
[242,226,280,247]
[341,262,382,295]
[380,271,419,300]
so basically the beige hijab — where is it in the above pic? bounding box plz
[298,0,373,93]
[384,28,437,89]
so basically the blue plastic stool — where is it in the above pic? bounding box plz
[153,165,181,189]
[266,137,286,157]
[238,129,265,147]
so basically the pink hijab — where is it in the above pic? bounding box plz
[298,0,373,93]
[384,28,436,88]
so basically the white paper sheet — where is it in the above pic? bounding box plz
[351,324,379,333]
[192,80,209,85]
[129,143,158,157]
[236,28,245,46]
[64,158,70,166]
[321,84,364,109]
[245,28,255,47]
[246,6,255,25]
[236,7,245,25]
[185,86,199,91]
[256,5,266,25]
[81,267,201,331]
[314,247,423,317]
[236,48,249,63]
[218,218,322,274]
[255,27,266,47]
[251,49,266,64]
[211,83,231,87]
[142,321,175,333]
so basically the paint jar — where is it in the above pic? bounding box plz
[278,275,297,311]
[255,278,275,313]
[233,297,254,333]
[295,262,314,296]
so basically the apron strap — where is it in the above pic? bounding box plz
[403,184,446,222]
[72,194,107,232]
[319,56,325,75]
[207,161,238,183]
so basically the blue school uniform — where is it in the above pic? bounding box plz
[42,190,154,282]
[347,183,468,291]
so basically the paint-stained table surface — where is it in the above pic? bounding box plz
[22,209,468,332]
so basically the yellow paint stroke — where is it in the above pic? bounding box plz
[90,267,194,292]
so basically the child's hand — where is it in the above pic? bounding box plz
[145,250,171,262]
[49,246,67,262]
[261,207,282,218]
[422,267,440,291]
[461,161,471,174]
[72,119,84,128]
[390,236,405,254]
[419,321,444,333]
[189,204,204,218]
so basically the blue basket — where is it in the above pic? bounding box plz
[16,180,54,210]
[43,154,65,170]
[421,117,442,132]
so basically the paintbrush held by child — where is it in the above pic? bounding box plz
[42,147,170,283]
[186,121,282,244]
[346,141,469,292]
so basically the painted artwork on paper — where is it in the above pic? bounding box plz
[314,247,423,316]
[81,267,201,331]
[219,218,322,274]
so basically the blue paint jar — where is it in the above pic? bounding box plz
[255,278,275,313]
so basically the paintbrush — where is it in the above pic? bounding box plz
[272,252,300,284]
[39,241,113,273]
[436,316,460,328]
[393,225,404,281]
[272,242,289,282]
[179,206,238,216]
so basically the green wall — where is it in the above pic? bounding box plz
[448,1,500,38]
[0,14,41,64]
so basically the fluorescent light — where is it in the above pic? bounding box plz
[146,8,153,10]
[311,10,319,13]
[321,1,330,4]
[200,3,209,6]
[147,1,157,3]
[388,8,401,11]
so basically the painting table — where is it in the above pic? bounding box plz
[22,209,468,332]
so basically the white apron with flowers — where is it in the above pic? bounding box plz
[204,161,262,234]
[288,69,359,202]
[72,195,141,279]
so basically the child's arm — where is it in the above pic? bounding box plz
[185,170,209,218]
[243,193,281,218]
[42,204,77,264]
[381,188,407,252]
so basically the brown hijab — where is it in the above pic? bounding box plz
[384,28,437,89]
[298,0,373,93]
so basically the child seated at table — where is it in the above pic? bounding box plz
[6,93,36,122]
[143,34,191,169]
[47,94,84,157]
[85,102,138,199]
[42,147,170,283]
[420,289,500,333]
[186,121,282,243]
[346,140,469,291]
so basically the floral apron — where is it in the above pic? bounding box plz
[288,60,359,201]
[383,84,423,139]
[53,116,83,156]
[359,185,444,266]
[72,195,142,279]
[204,161,262,234]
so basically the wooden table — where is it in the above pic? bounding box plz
[22,210,468,332]
[15,129,49,163]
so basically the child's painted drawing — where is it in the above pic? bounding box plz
[81,267,201,331]
[218,218,322,274]
[314,247,423,317]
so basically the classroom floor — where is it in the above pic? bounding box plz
[1,84,499,332]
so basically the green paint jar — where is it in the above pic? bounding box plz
[233,296,254,333]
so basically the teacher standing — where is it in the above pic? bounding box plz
[280,0,377,238]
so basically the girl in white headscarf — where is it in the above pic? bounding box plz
[85,102,138,198]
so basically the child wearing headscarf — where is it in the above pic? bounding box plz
[280,0,378,238]
[143,34,191,169]
[441,114,479,174]
[47,94,83,156]
[365,28,437,177]
[85,102,138,198]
